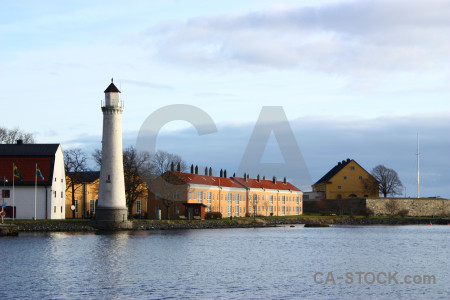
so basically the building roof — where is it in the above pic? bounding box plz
[67,171,100,183]
[232,176,301,192]
[0,143,60,157]
[170,171,243,189]
[104,82,120,93]
[0,143,61,186]
[313,158,353,186]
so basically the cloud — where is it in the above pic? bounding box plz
[150,0,450,74]
[122,79,174,90]
[143,112,450,197]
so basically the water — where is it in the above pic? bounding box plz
[0,225,449,299]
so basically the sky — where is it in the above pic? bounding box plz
[1,0,449,197]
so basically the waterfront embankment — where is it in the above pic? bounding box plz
[5,216,449,232]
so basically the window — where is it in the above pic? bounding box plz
[156,192,161,200]
[282,196,285,204]
[189,192,192,200]
[136,200,141,214]
[207,192,211,204]
[61,206,63,213]
[270,207,273,213]
[351,166,355,171]
[174,204,179,214]
[344,176,347,180]
[270,195,273,204]
[338,186,341,190]
[2,190,10,198]
[198,191,203,203]
[53,191,56,197]
[74,199,79,213]
[296,197,299,204]
[359,176,363,180]
[173,191,179,200]
[61,191,63,198]
[90,200,95,212]
[54,206,56,213]
[54,177,56,182]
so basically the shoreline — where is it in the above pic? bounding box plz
[5,216,449,232]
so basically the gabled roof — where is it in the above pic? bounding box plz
[232,177,301,192]
[67,171,100,183]
[170,171,243,189]
[0,144,60,157]
[313,158,355,186]
[104,82,120,93]
[0,143,61,186]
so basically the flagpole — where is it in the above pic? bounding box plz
[35,163,37,220]
[12,163,15,221]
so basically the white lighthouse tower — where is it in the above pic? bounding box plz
[95,79,132,229]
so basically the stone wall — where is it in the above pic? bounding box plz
[366,198,450,217]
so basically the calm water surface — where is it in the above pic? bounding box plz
[0,225,449,299]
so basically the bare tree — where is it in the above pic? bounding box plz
[0,126,35,144]
[149,150,187,219]
[93,148,186,218]
[371,165,403,198]
[123,146,153,216]
[150,150,187,176]
[64,149,89,218]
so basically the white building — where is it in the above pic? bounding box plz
[0,141,66,219]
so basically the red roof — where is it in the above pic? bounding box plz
[0,157,53,186]
[171,171,244,189]
[232,177,301,192]
[168,171,301,192]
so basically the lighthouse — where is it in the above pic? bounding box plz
[94,79,132,229]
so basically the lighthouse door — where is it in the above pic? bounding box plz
[156,208,161,220]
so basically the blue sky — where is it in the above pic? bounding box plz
[1,0,449,197]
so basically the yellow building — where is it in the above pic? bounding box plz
[148,169,303,219]
[65,171,147,218]
[312,158,378,199]
[65,172,100,219]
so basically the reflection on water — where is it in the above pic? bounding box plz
[0,226,448,299]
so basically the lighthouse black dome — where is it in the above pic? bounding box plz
[104,82,121,93]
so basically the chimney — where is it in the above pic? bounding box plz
[190,164,194,173]
[263,175,266,180]
[170,161,174,172]
[342,160,345,164]
[233,172,236,177]
[209,167,212,176]
[347,158,351,162]
[220,169,223,177]
[273,176,276,184]
[177,162,181,172]
[16,139,23,145]
[224,170,227,178]
[257,174,260,183]
[205,167,208,175]
[283,177,287,184]
[195,165,198,175]
[246,173,249,181]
